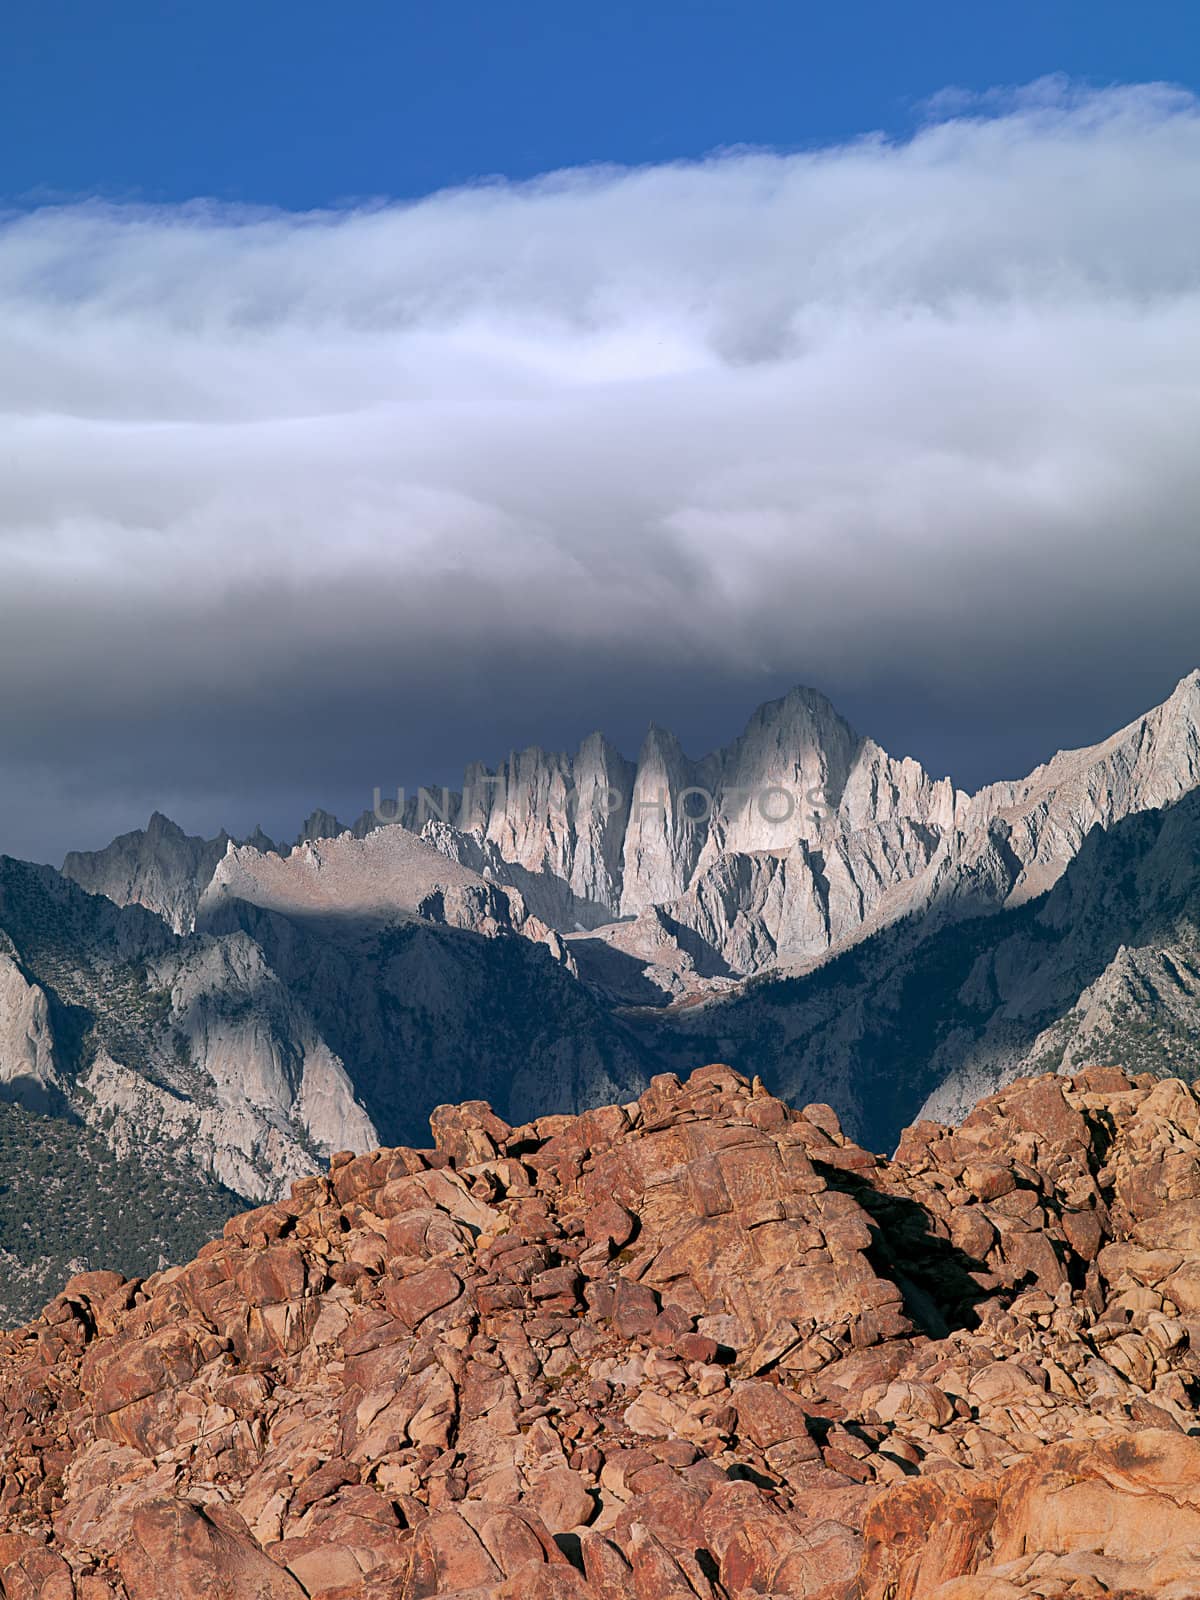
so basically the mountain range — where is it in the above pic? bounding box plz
[0,669,1195,1322]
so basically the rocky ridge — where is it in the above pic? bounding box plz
[647,780,1200,1152]
[193,890,650,1151]
[5,1065,1200,1596]
[377,687,968,978]
[365,670,1200,984]
[0,856,377,1218]
[63,673,1200,996]
[198,827,578,971]
[63,814,278,937]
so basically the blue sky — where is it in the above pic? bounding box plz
[2,1,1197,206]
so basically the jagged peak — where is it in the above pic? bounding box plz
[1165,664,1200,712]
[635,721,690,768]
[972,666,1200,809]
[576,727,634,765]
[745,681,853,728]
[145,810,187,839]
[295,808,347,847]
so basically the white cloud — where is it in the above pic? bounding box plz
[1,78,1199,857]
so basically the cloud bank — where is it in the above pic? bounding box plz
[3,78,1200,858]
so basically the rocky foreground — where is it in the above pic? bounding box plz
[4,1067,1200,1597]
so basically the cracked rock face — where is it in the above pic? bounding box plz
[6,1062,1200,1597]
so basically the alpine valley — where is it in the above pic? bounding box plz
[0,670,1196,1324]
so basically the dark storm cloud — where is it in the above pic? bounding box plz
[1,79,1199,861]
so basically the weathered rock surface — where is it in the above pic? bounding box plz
[565,908,737,1008]
[0,855,379,1295]
[78,925,379,1200]
[63,812,277,936]
[200,830,516,933]
[0,939,62,1112]
[5,1063,1200,1598]
[199,827,578,973]
[395,686,965,976]
[194,892,650,1150]
[650,778,1200,1151]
